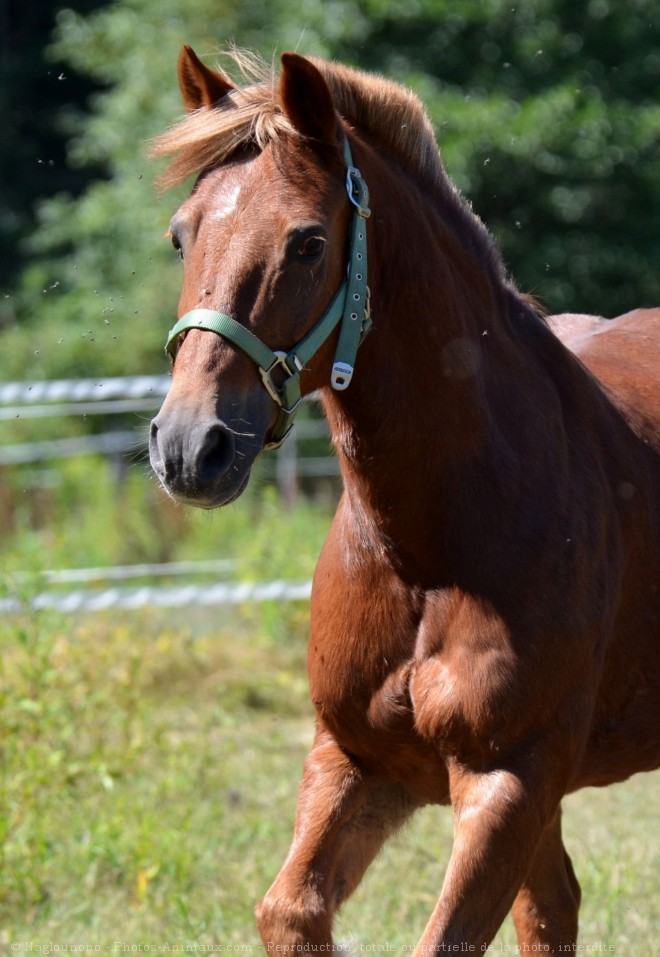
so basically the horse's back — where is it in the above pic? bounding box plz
[546,311,609,346]
[549,307,660,449]
[549,306,660,370]
[547,309,660,786]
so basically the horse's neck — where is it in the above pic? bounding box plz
[325,150,538,469]
[321,152,567,580]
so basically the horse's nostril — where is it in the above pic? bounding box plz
[197,424,236,482]
[148,419,164,476]
[148,411,242,503]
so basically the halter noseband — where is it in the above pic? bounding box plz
[164,137,372,450]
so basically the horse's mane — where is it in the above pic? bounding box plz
[151,51,440,188]
[151,49,509,290]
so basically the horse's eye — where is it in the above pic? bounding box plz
[295,234,326,264]
[171,231,183,260]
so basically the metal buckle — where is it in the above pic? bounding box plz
[263,422,296,451]
[260,351,303,411]
[346,167,371,218]
[260,352,288,405]
[259,352,291,406]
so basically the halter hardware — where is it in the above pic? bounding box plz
[165,137,371,450]
[260,351,304,409]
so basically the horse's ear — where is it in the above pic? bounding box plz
[177,45,234,111]
[279,53,342,146]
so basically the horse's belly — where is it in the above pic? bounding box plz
[576,635,660,786]
[574,699,660,788]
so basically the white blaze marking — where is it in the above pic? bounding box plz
[211,185,241,221]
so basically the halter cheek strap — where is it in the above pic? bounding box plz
[164,137,372,450]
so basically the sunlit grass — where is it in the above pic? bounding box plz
[1,600,658,950]
[0,604,313,943]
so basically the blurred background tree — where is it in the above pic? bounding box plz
[2,0,660,384]
[0,0,107,292]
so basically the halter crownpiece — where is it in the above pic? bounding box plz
[165,136,372,450]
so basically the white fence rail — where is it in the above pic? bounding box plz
[0,376,338,487]
[1,380,329,611]
[0,430,141,465]
[0,375,170,406]
[0,578,313,614]
[17,559,236,584]
[3,560,312,613]
[0,375,169,465]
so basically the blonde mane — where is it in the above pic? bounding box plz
[151,50,504,283]
[150,50,446,196]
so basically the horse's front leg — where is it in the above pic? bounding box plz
[414,743,576,954]
[256,728,417,949]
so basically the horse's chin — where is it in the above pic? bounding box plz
[167,468,252,510]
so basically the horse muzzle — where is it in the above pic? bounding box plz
[149,406,255,508]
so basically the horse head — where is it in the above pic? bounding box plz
[149,48,368,508]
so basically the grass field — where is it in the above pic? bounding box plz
[1,464,659,952]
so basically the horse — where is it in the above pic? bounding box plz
[148,46,660,953]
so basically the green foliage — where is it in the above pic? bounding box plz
[1,0,341,381]
[327,0,660,313]
[0,0,107,289]
[0,455,332,574]
[4,0,660,385]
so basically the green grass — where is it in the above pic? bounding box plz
[2,599,658,952]
[1,459,658,952]
[0,603,314,944]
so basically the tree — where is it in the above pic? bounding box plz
[0,0,342,382]
[4,0,660,385]
[0,0,108,291]
[326,0,660,314]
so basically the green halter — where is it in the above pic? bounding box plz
[165,137,372,450]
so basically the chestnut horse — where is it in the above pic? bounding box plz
[149,47,660,953]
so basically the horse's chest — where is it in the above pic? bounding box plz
[309,570,526,774]
[308,606,417,744]
[307,566,466,800]
[310,648,448,800]
[308,562,446,789]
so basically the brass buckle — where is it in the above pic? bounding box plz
[259,352,291,406]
